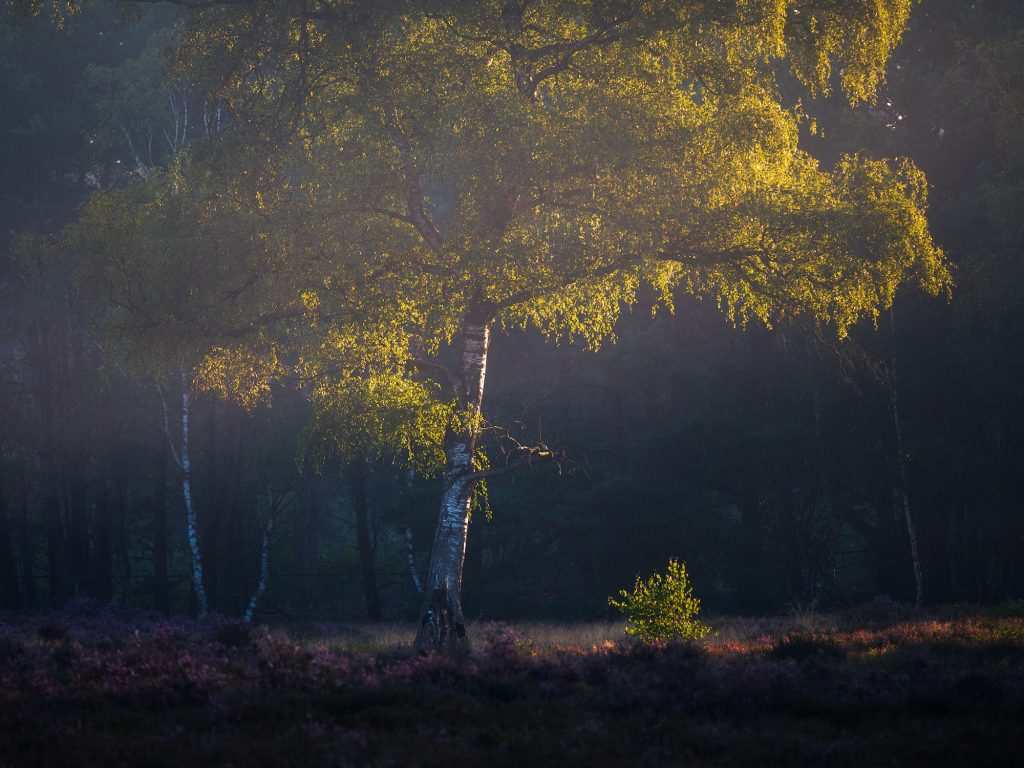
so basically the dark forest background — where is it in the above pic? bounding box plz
[1,0,1023,622]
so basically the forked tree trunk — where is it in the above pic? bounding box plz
[415,310,491,650]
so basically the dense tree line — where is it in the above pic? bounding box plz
[0,0,1021,628]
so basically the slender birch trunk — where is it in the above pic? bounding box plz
[890,306,924,608]
[244,487,275,623]
[415,309,491,650]
[162,371,209,619]
[179,374,209,618]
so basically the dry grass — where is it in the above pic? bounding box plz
[287,609,840,653]
[289,620,629,652]
[278,598,1019,654]
[4,607,1023,766]
[502,620,628,649]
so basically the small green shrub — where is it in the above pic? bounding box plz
[609,558,710,643]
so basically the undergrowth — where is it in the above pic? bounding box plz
[0,604,1022,766]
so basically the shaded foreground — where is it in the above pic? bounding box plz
[1,606,1022,767]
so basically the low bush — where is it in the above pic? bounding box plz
[609,557,711,643]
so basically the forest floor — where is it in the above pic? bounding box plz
[1,602,1022,767]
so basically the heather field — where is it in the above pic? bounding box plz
[1,604,1022,767]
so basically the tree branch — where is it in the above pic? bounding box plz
[383,109,445,254]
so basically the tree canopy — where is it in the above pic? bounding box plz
[168,0,947,349]
[3,0,955,647]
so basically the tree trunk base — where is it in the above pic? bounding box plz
[414,583,468,652]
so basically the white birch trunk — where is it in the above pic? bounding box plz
[179,370,209,619]
[415,312,490,649]
[244,487,275,623]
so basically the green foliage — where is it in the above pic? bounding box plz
[65,161,279,377]
[609,557,710,643]
[171,0,948,356]
[301,371,451,477]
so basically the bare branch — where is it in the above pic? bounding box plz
[468,422,565,480]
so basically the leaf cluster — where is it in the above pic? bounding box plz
[609,557,711,642]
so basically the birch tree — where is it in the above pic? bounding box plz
[159,370,208,617]
[64,160,287,617]
[109,0,948,647]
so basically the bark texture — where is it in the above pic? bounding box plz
[165,371,209,619]
[415,312,490,650]
[181,383,209,618]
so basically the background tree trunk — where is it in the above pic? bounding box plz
[152,444,169,614]
[93,476,113,602]
[221,413,245,614]
[350,457,382,621]
[65,458,91,598]
[115,479,131,605]
[30,321,67,608]
[406,526,423,596]
[17,458,36,607]
[295,474,324,614]
[0,484,23,610]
